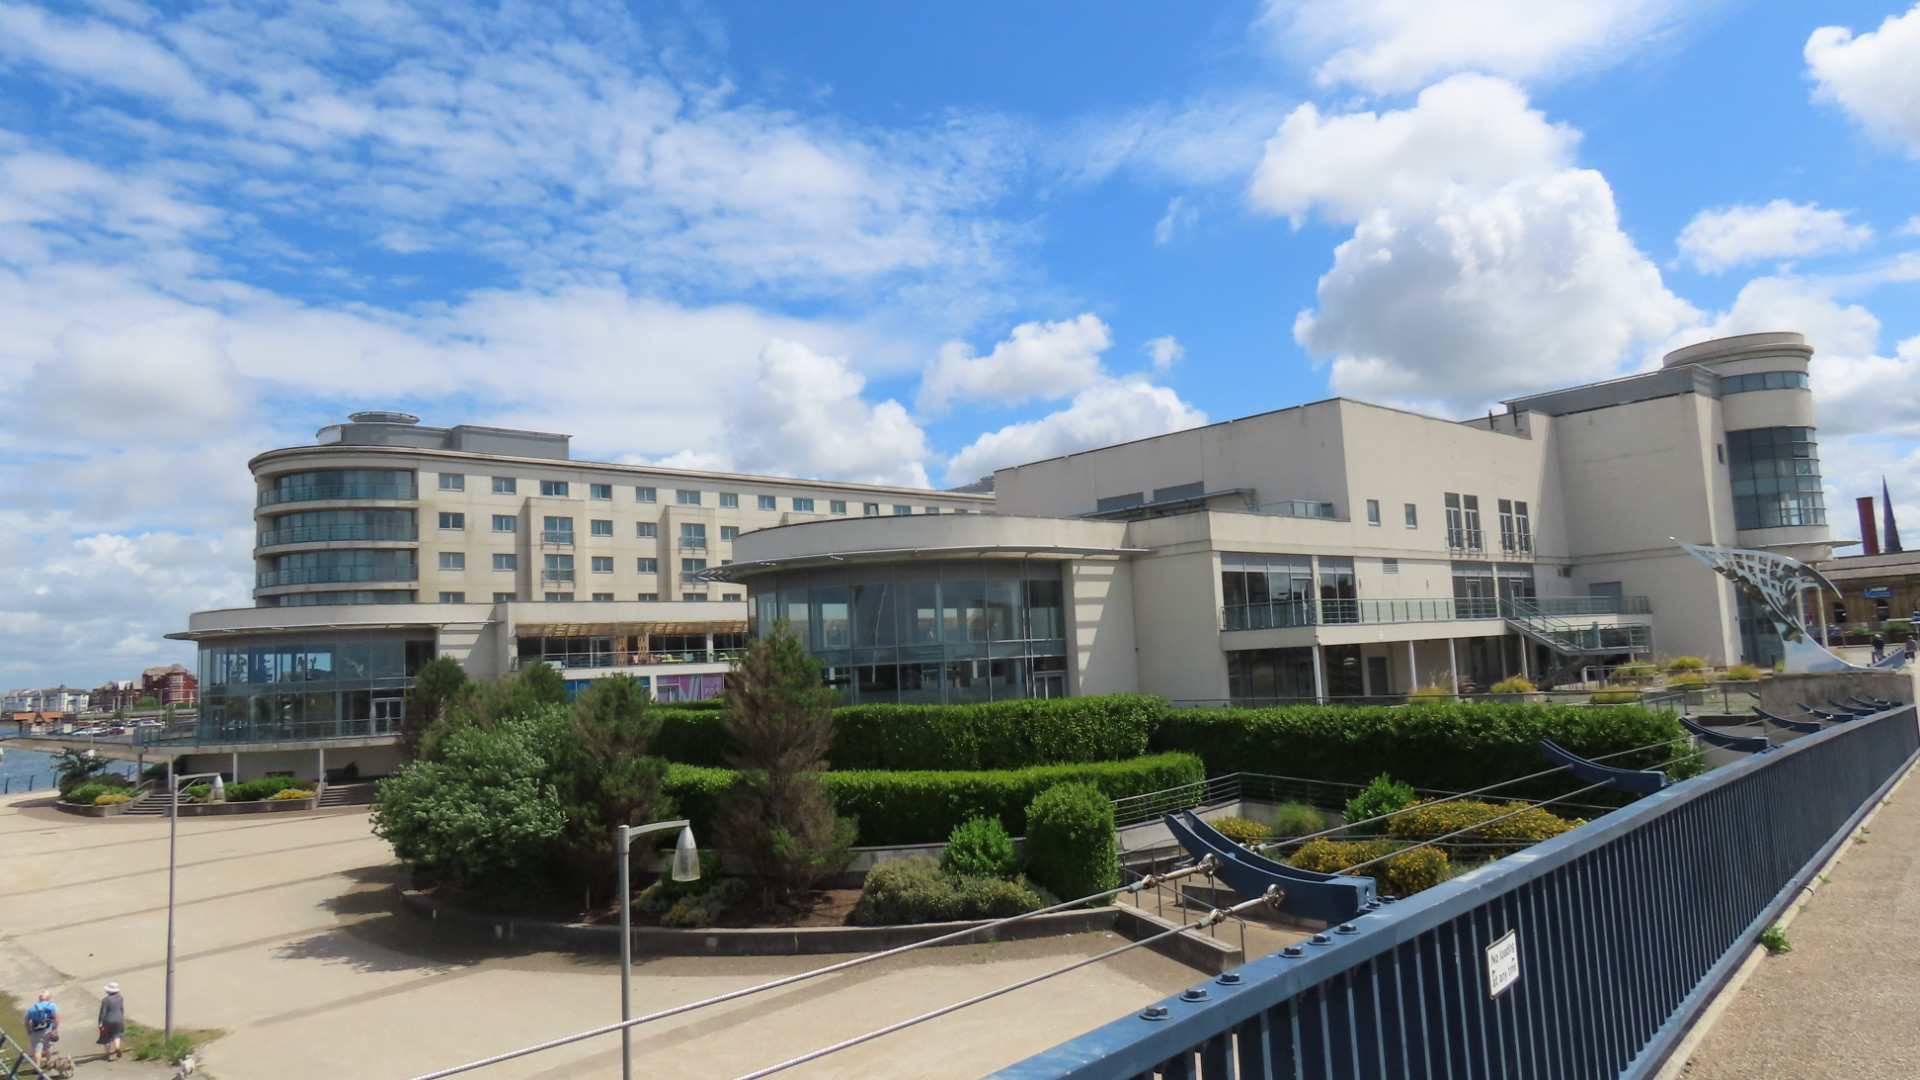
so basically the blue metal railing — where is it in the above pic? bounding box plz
[993,703,1919,1080]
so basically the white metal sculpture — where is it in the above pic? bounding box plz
[1675,540,1864,673]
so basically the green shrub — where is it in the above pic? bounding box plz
[661,878,750,928]
[1612,663,1659,683]
[1488,675,1534,694]
[1723,664,1763,681]
[1024,783,1119,903]
[1209,815,1272,844]
[1270,801,1329,840]
[1407,686,1454,700]
[1290,838,1451,896]
[268,788,315,800]
[1666,673,1709,688]
[183,783,211,802]
[1386,799,1581,862]
[665,753,1203,846]
[1343,773,1416,835]
[225,776,310,802]
[941,816,1021,879]
[853,857,1046,925]
[1589,691,1641,704]
[636,851,727,915]
[1666,656,1708,673]
[94,792,133,806]
[63,783,111,805]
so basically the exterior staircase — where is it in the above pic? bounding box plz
[1502,597,1652,658]
[317,781,378,808]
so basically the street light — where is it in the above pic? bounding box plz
[165,766,225,1043]
[617,820,699,1080]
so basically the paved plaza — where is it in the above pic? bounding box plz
[0,794,1197,1080]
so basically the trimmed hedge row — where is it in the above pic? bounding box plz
[663,752,1204,846]
[652,693,1162,771]
[1151,702,1697,798]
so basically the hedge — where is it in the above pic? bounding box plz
[1151,702,1696,799]
[1290,839,1452,897]
[1025,783,1119,902]
[651,694,1162,772]
[663,752,1204,846]
[1386,799,1581,864]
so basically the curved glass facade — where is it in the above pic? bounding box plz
[259,468,416,506]
[259,508,417,546]
[1728,426,1825,530]
[259,549,418,588]
[196,633,436,742]
[748,559,1068,704]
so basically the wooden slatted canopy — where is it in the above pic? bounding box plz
[514,620,746,637]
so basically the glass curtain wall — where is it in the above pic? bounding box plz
[1727,427,1826,530]
[748,559,1068,704]
[1220,553,1314,629]
[197,633,435,742]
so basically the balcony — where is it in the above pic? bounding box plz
[541,569,575,583]
[678,537,709,550]
[510,648,744,671]
[540,530,575,545]
[1446,528,1487,555]
[258,482,416,507]
[1221,594,1649,632]
[257,524,418,547]
[256,565,419,588]
[1252,499,1339,520]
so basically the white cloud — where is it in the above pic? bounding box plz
[917,314,1113,413]
[1059,93,1296,188]
[1676,200,1873,272]
[1299,169,1696,409]
[1153,197,1197,245]
[1807,5,1920,156]
[1260,0,1684,94]
[943,378,1207,485]
[1248,74,1577,226]
[1144,336,1185,372]
[724,338,931,488]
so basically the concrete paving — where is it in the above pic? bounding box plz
[0,793,1202,1080]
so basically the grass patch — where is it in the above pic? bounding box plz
[124,1020,224,1064]
[0,988,30,1054]
[1758,924,1792,955]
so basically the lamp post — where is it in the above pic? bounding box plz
[617,820,699,1080]
[165,766,225,1043]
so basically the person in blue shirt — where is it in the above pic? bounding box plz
[23,990,58,1069]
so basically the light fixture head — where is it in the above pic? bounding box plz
[210,775,226,802]
[671,825,701,883]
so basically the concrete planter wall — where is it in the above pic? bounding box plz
[53,798,134,817]
[174,795,319,816]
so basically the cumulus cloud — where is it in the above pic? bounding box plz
[1260,0,1685,94]
[1807,5,1920,156]
[943,378,1208,485]
[1676,200,1873,272]
[917,314,1113,413]
[725,339,932,488]
[1144,336,1185,372]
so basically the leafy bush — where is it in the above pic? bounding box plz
[1407,686,1454,700]
[1724,664,1763,681]
[1386,799,1581,862]
[853,857,1046,925]
[268,788,316,800]
[1024,783,1118,903]
[661,878,751,928]
[183,783,211,802]
[1290,839,1451,896]
[1343,773,1416,835]
[53,748,112,795]
[1666,656,1708,673]
[665,753,1203,846]
[94,792,133,806]
[1488,675,1535,694]
[1589,691,1641,704]
[1209,816,1272,844]
[1611,663,1659,683]
[1271,801,1329,840]
[1667,673,1709,687]
[63,783,111,805]
[1152,702,1694,799]
[225,776,310,802]
[941,816,1021,879]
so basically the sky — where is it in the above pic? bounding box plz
[3,0,1919,689]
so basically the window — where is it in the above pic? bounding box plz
[542,516,574,542]
[439,552,465,571]
[794,497,815,512]
[493,476,517,494]
[592,592,615,602]
[682,557,708,575]
[1727,427,1827,530]
[1444,494,1483,550]
[831,500,847,514]
[925,506,940,515]
[1219,553,1316,629]
[543,553,574,582]
[1721,370,1810,395]
[438,591,466,603]
[635,486,657,503]
[636,558,658,573]
[864,503,880,516]
[493,553,517,571]
[590,483,612,500]
[493,592,515,602]
[439,473,465,491]
[1404,503,1418,528]
[545,593,574,602]
[590,519,613,537]
[676,490,701,505]
[591,556,614,573]
[1498,499,1533,555]
[491,514,516,533]
[635,521,657,538]
[758,495,777,510]
[439,512,465,530]
[893,505,911,516]
[720,526,739,541]
[637,592,659,601]
[539,480,569,497]
[717,492,738,508]
[1382,558,1399,574]
[954,508,969,514]
[686,593,709,602]
[723,593,742,601]
[1366,500,1381,526]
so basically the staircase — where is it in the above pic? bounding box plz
[317,781,378,808]
[119,788,177,816]
[1503,598,1652,657]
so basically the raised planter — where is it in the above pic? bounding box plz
[53,798,135,817]
[174,795,319,816]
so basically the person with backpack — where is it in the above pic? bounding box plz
[24,990,58,1069]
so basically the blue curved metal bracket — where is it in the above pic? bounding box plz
[1754,708,1823,734]
[1827,699,1877,717]
[1678,714,1771,753]
[1538,738,1670,795]
[1797,706,1843,723]
[1165,812,1375,924]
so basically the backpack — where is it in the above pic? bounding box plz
[25,1001,56,1032]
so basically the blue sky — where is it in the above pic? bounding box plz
[3,0,1918,688]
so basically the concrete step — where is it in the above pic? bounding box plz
[317,781,377,808]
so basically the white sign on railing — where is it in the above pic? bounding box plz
[1486,930,1521,997]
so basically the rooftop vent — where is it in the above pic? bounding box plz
[347,410,421,425]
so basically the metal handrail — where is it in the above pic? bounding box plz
[258,524,418,546]
[259,482,416,506]
[256,565,418,587]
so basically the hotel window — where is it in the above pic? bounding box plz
[592,592,615,602]
[439,512,465,530]
[758,495,777,510]
[682,558,708,576]
[637,592,659,601]
[1405,503,1418,528]
[493,553,517,571]
[439,473,465,491]
[794,497,815,512]
[635,486,657,503]
[635,522,657,538]
[493,476,517,494]
[545,593,574,602]
[439,552,465,570]
[591,556,614,573]
[686,594,709,602]
[492,514,516,533]
[680,522,707,549]
[439,591,466,603]
[493,591,515,602]
[1366,500,1381,526]
[590,483,612,500]
[864,503,880,516]
[893,505,911,515]
[1383,558,1400,575]
[925,506,940,515]
[1498,499,1533,555]
[1444,494,1483,551]
[723,593,742,601]
[720,492,740,508]
[676,490,701,506]
[720,526,739,541]
[1727,427,1827,530]
[542,516,573,543]
[636,558,658,573]
[831,500,847,514]
[590,519,613,537]
[543,553,574,582]
[540,480,569,497]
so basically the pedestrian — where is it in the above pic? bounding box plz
[24,989,58,1069]
[97,982,125,1061]
[1871,633,1886,663]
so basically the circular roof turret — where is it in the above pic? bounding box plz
[347,410,421,425]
